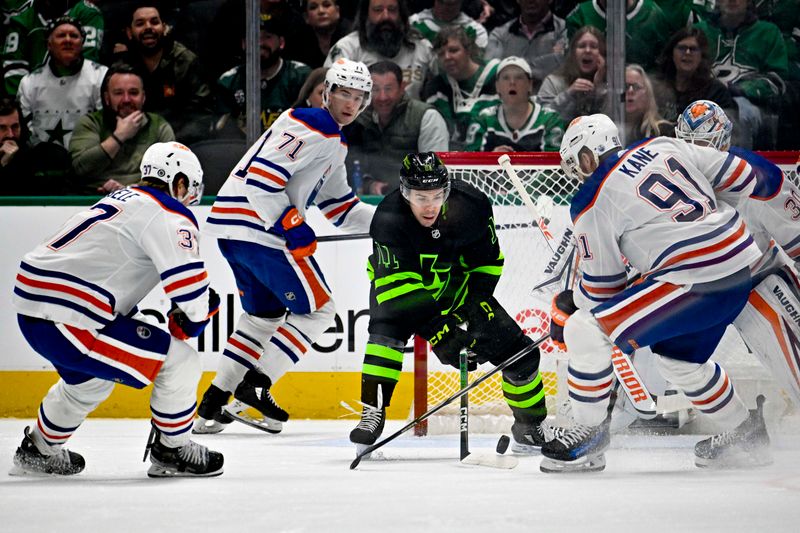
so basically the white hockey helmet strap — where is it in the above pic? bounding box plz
[323,57,373,112]
[675,100,732,151]
[559,114,621,181]
[140,142,204,206]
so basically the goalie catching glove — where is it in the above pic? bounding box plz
[168,288,221,340]
[272,206,317,259]
[550,290,577,351]
[418,313,477,370]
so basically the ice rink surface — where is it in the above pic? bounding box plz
[1,418,799,533]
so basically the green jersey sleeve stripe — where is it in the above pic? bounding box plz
[374,271,423,288]
[375,282,425,304]
[466,265,503,276]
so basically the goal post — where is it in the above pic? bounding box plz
[412,150,800,435]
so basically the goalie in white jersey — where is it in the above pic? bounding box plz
[10,142,224,478]
[675,100,800,409]
[542,114,771,473]
[194,58,376,434]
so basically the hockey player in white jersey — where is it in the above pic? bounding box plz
[541,114,771,473]
[675,100,800,409]
[10,142,224,478]
[194,58,376,434]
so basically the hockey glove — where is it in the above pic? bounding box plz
[550,290,577,351]
[419,314,477,370]
[168,288,221,340]
[273,206,317,259]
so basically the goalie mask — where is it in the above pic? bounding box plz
[140,142,204,206]
[559,114,621,182]
[323,58,373,112]
[399,152,451,202]
[675,100,732,152]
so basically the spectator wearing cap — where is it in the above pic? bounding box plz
[113,4,213,144]
[214,13,312,137]
[466,56,565,151]
[2,0,104,96]
[346,60,448,195]
[69,64,175,195]
[17,16,107,149]
[485,0,566,92]
[325,0,435,99]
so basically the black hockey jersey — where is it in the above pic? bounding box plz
[368,180,503,338]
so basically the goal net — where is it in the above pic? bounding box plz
[414,151,800,435]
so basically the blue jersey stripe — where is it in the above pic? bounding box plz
[651,213,739,269]
[14,287,110,325]
[161,261,205,281]
[246,178,284,193]
[20,262,116,306]
[206,216,267,233]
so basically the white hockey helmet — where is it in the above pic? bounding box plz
[140,142,204,206]
[675,100,732,151]
[323,57,373,112]
[559,114,621,181]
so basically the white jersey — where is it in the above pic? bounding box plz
[206,107,374,248]
[13,186,215,330]
[714,147,800,264]
[18,58,106,147]
[325,32,435,99]
[570,137,762,309]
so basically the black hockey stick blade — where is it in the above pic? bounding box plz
[349,334,548,470]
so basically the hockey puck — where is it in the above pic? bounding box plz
[496,434,510,454]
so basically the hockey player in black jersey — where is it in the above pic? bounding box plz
[349,152,549,454]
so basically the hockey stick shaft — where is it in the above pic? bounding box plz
[459,351,469,461]
[349,334,548,470]
[498,155,555,252]
[318,221,539,244]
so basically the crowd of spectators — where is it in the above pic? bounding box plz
[0,0,796,196]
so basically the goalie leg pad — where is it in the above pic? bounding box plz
[563,309,615,426]
[734,268,800,406]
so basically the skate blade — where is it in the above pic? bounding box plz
[223,401,283,434]
[695,449,774,469]
[192,418,228,435]
[354,443,374,461]
[510,439,542,455]
[460,452,519,469]
[8,464,62,477]
[540,453,606,474]
[147,464,223,478]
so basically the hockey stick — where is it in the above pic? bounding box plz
[458,350,519,469]
[349,334,548,470]
[498,155,657,418]
[318,233,370,242]
[498,154,555,252]
[459,351,469,460]
[317,221,541,244]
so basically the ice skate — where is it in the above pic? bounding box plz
[510,419,563,454]
[144,425,224,478]
[223,370,289,434]
[539,419,610,473]
[192,384,233,434]
[695,394,773,469]
[349,404,385,459]
[9,426,85,476]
